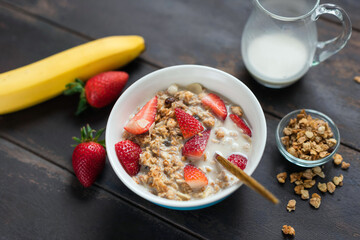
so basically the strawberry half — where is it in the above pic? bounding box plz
[228,154,248,170]
[201,93,228,120]
[64,71,129,115]
[175,108,204,139]
[229,114,252,137]
[124,96,158,135]
[184,164,208,189]
[115,140,142,176]
[182,130,211,159]
[72,125,106,188]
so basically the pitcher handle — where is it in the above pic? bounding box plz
[311,4,352,66]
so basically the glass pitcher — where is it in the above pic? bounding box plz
[241,0,352,88]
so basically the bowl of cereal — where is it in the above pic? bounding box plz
[106,65,267,210]
[276,109,340,167]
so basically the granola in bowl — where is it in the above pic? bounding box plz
[105,65,267,210]
[115,83,252,201]
[276,109,340,167]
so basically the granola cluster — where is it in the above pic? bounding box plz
[333,153,351,169]
[282,225,295,236]
[281,109,337,160]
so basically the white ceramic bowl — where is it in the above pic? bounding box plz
[106,65,267,210]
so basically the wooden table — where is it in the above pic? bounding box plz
[1,0,359,239]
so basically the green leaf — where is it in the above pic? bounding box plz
[80,126,86,141]
[94,128,105,141]
[72,136,82,144]
[75,90,88,115]
[97,140,106,149]
[86,124,94,140]
[63,79,85,95]
[72,124,106,147]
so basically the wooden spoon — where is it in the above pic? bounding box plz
[214,152,279,204]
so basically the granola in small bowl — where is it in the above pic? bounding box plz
[115,84,253,201]
[276,109,340,167]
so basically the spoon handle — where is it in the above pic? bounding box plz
[215,153,279,204]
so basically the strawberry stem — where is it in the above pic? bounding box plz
[64,78,89,115]
[72,124,106,148]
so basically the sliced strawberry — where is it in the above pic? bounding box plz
[182,130,211,158]
[184,164,208,189]
[229,114,252,137]
[228,154,248,170]
[115,140,142,176]
[201,93,228,120]
[124,96,158,135]
[175,108,204,139]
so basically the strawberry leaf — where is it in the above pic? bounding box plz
[72,124,106,148]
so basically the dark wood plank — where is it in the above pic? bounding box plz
[1,0,359,150]
[325,0,360,30]
[2,103,360,239]
[0,138,197,240]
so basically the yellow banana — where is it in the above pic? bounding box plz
[0,35,145,114]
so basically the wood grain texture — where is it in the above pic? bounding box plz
[2,103,359,239]
[0,2,359,240]
[0,138,197,240]
[1,0,359,149]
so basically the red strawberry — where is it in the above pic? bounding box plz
[115,140,142,176]
[72,125,106,188]
[64,71,128,115]
[201,93,228,120]
[184,164,208,189]
[228,154,248,170]
[229,114,252,137]
[124,96,158,135]
[175,108,204,139]
[182,130,211,158]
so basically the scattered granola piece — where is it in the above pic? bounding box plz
[341,161,350,170]
[333,176,341,186]
[312,166,322,174]
[287,199,296,212]
[277,172,287,184]
[318,182,327,193]
[303,179,316,189]
[317,171,325,178]
[333,174,344,186]
[294,185,304,195]
[354,76,360,84]
[290,172,302,183]
[294,180,303,186]
[333,153,343,165]
[312,193,321,199]
[282,225,295,236]
[310,194,321,208]
[301,189,309,200]
[302,169,314,180]
[327,182,336,193]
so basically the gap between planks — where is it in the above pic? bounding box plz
[0,0,358,154]
[0,135,205,240]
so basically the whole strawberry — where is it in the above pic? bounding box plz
[72,124,106,187]
[64,71,128,115]
[115,140,142,176]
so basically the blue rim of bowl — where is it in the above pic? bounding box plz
[275,109,340,167]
